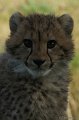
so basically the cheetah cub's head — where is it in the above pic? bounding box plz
[6,12,74,78]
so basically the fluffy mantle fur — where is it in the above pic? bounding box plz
[0,13,74,120]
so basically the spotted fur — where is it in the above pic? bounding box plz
[0,12,74,120]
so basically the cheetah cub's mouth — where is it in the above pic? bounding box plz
[25,67,52,78]
[8,59,52,78]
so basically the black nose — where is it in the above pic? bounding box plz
[33,59,45,67]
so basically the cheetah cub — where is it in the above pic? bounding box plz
[0,12,74,120]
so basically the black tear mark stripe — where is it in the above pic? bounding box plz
[47,49,53,68]
[26,48,33,63]
[26,31,33,61]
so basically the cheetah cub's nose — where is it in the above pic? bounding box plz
[33,59,45,67]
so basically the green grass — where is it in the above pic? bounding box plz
[19,0,54,14]
[71,53,79,70]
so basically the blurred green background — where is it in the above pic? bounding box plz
[0,0,79,119]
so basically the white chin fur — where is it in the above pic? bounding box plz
[25,67,52,78]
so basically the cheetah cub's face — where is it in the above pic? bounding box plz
[6,12,74,77]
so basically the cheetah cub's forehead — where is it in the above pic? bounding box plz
[9,12,73,34]
[9,12,74,45]
[24,14,56,31]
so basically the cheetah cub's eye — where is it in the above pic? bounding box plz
[23,39,33,48]
[47,40,57,49]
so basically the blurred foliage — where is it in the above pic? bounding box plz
[0,0,79,120]
[20,0,54,14]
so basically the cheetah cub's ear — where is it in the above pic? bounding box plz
[9,12,24,33]
[58,14,74,35]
